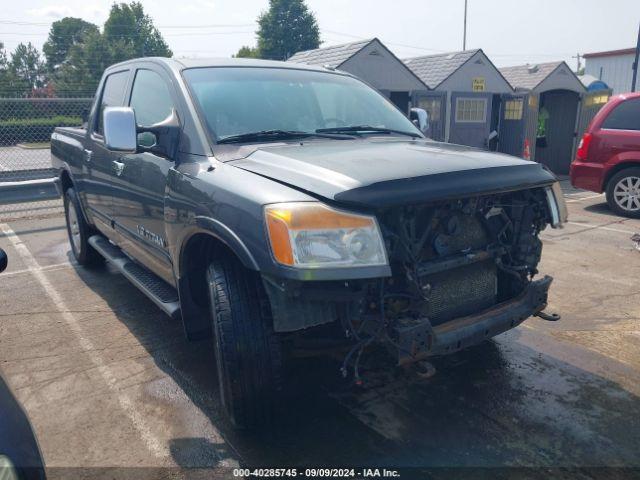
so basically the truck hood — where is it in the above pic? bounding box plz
[229,138,556,208]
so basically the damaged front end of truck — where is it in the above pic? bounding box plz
[261,181,567,375]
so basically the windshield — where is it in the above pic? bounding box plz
[183,67,421,142]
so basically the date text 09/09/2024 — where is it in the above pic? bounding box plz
[233,468,401,477]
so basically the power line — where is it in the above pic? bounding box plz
[322,28,577,58]
[0,20,256,28]
[322,29,447,53]
[0,31,255,37]
[0,20,578,61]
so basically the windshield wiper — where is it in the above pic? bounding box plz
[217,129,353,144]
[316,125,420,138]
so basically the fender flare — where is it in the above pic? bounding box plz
[58,166,90,224]
[187,215,259,272]
[175,216,260,340]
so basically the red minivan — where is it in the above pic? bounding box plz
[570,92,640,218]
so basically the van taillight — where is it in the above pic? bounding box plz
[576,133,592,161]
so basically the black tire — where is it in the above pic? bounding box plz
[64,188,103,266]
[605,168,640,219]
[206,255,283,429]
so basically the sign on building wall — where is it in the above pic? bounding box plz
[472,77,486,91]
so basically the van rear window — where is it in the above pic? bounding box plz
[602,98,640,131]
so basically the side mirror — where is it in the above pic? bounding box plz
[137,109,181,160]
[103,107,181,160]
[0,248,7,273]
[409,108,429,133]
[103,107,137,153]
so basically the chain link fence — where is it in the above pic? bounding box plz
[0,97,92,221]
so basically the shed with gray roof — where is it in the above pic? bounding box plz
[403,49,514,151]
[500,61,585,94]
[499,61,600,174]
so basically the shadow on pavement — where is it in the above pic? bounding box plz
[71,263,640,471]
[583,202,632,220]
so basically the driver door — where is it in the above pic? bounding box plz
[111,66,178,283]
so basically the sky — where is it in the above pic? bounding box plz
[2,0,639,69]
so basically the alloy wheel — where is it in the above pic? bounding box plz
[67,200,82,253]
[613,176,640,212]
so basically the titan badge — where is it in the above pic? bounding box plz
[137,225,166,248]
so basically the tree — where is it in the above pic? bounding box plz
[234,45,260,58]
[9,43,45,96]
[0,42,21,96]
[43,17,98,73]
[53,31,113,97]
[256,0,320,60]
[104,2,172,60]
[50,2,171,97]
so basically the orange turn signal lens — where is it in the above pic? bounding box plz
[264,202,386,268]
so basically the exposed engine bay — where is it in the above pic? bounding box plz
[263,186,556,380]
[377,187,549,326]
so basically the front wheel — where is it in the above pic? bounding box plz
[206,255,283,429]
[606,168,640,218]
[64,187,103,266]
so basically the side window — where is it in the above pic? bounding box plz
[503,99,524,120]
[455,98,487,123]
[602,99,640,131]
[95,70,129,135]
[130,69,175,147]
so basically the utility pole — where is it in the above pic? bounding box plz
[632,22,640,92]
[463,0,468,50]
[572,53,582,73]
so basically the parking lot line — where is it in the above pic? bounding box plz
[2,261,72,278]
[0,222,168,459]
[566,221,636,235]
[565,193,605,203]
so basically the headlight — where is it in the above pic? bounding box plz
[265,202,388,268]
[0,455,19,480]
[546,181,568,228]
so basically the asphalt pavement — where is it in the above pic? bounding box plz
[0,186,639,479]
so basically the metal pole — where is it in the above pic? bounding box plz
[463,0,468,50]
[632,22,640,92]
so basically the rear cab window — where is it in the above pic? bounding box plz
[602,98,640,131]
[94,70,130,136]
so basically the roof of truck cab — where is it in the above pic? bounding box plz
[106,56,341,73]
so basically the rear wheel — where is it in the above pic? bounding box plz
[606,168,640,218]
[64,188,103,266]
[206,255,282,429]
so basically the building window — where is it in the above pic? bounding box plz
[504,99,524,120]
[417,97,441,122]
[455,98,487,123]
[584,94,610,107]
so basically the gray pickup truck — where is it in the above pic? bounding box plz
[51,57,567,428]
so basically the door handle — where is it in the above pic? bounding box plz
[112,159,125,176]
[83,149,92,162]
